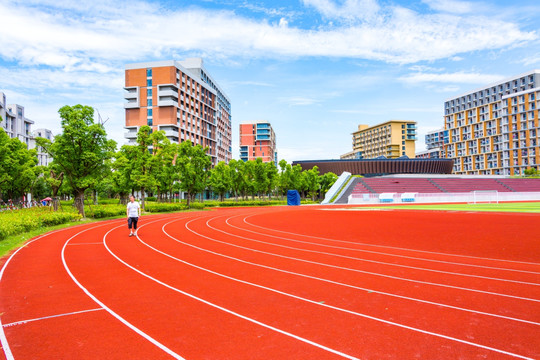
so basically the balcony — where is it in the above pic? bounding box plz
[124,87,140,109]
[124,126,139,140]
[157,84,179,106]
[159,125,180,139]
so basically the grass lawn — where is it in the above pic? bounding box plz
[355,201,540,213]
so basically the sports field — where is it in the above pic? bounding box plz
[354,201,540,213]
[0,205,539,359]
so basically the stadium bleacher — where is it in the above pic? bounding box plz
[348,177,540,194]
[362,178,442,194]
[429,178,512,193]
[498,179,540,192]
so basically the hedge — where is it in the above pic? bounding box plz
[0,208,81,241]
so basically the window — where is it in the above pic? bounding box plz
[146,68,152,77]
[147,108,152,116]
[147,79,152,86]
[147,89,152,97]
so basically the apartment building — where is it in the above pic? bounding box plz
[30,128,54,166]
[0,92,34,148]
[239,121,277,163]
[341,120,417,159]
[416,128,448,159]
[124,58,232,165]
[444,70,540,175]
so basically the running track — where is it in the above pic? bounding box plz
[0,206,539,359]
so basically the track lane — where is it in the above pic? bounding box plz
[129,214,539,359]
[0,220,176,359]
[245,207,540,265]
[170,214,540,321]
[2,206,539,359]
[66,216,358,360]
[226,214,540,281]
[218,215,540,288]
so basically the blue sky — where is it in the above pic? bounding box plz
[1,0,540,162]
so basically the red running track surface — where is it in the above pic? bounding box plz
[0,206,539,359]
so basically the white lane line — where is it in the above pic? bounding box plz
[67,243,104,246]
[223,215,540,276]
[0,221,120,360]
[136,216,534,360]
[104,223,360,360]
[208,217,540,286]
[3,308,104,327]
[158,217,540,326]
[243,214,540,267]
[184,216,540,303]
[62,223,186,360]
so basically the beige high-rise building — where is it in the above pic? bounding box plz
[341,120,417,159]
[444,70,539,175]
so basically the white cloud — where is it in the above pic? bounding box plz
[422,0,474,14]
[0,67,123,91]
[301,0,380,21]
[399,71,504,85]
[520,54,540,66]
[279,96,322,106]
[0,0,535,69]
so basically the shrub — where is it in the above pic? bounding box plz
[217,200,286,207]
[145,202,190,213]
[0,208,81,241]
[189,202,205,210]
[85,205,126,218]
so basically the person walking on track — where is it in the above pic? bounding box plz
[126,195,141,236]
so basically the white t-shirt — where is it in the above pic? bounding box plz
[127,201,140,217]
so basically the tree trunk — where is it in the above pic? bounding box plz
[93,189,98,205]
[52,197,59,211]
[140,187,145,211]
[74,190,85,217]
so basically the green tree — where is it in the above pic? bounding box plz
[253,158,268,199]
[1,136,38,202]
[123,125,167,210]
[155,142,181,202]
[290,164,305,197]
[319,172,338,199]
[277,159,292,200]
[111,148,133,204]
[208,161,232,201]
[0,128,13,200]
[177,141,211,206]
[36,105,116,217]
[229,159,245,201]
[44,164,65,210]
[243,160,257,200]
[303,166,320,201]
[524,168,540,177]
[264,161,279,200]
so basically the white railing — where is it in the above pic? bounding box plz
[348,191,540,204]
[322,172,351,204]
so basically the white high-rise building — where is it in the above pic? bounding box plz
[0,92,35,148]
[30,128,54,166]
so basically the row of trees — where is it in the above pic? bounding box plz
[0,120,40,203]
[1,105,338,217]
